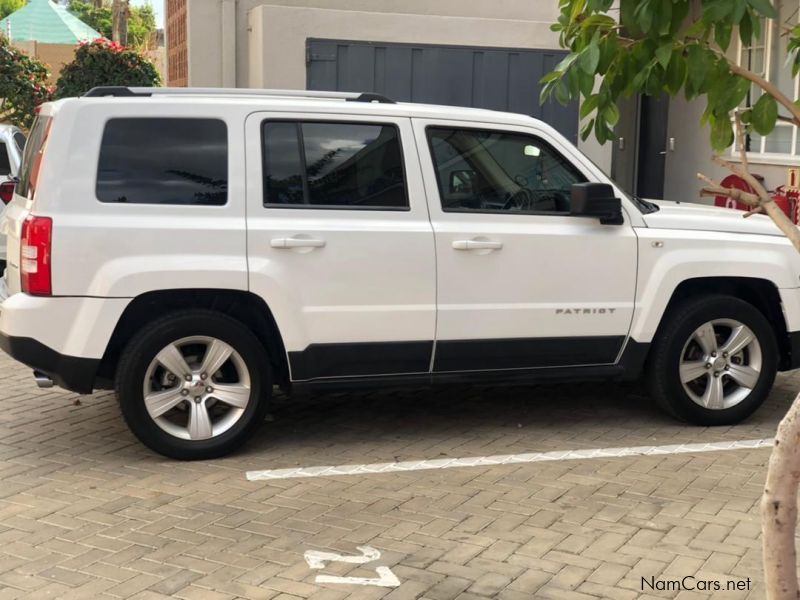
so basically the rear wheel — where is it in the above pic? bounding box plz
[116,310,270,459]
[647,295,777,425]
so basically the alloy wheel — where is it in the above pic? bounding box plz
[143,336,251,440]
[678,319,762,410]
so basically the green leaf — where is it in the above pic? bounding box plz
[710,116,734,151]
[751,93,778,135]
[580,94,600,119]
[579,42,600,74]
[747,0,778,18]
[657,0,672,35]
[687,45,712,91]
[539,70,562,84]
[715,21,733,51]
[669,1,690,35]
[633,0,654,33]
[578,70,595,97]
[739,12,753,46]
[655,43,672,69]
[665,52,687,94]
[604,102,620,126]
[580,118,596,142]
[703,0,733,22]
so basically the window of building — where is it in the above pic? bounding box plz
[736,1,799,158]
[97,118,228,205]
[262,121,408,209]
[427,127,585,214]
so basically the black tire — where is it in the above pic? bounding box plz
[115,310,271,460]
[647,295,778,425]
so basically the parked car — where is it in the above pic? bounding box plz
[1,87,798,460]
[0,124,26,272]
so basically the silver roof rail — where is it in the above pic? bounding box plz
[82,87,396,104]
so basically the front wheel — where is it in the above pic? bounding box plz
[647,295,778,425]
[116,310,271,459]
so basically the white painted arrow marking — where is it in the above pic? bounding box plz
[316,566,400,588]
[304,545,381,569]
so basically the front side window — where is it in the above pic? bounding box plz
[97,118,228,205]
[262,121,408,209]
[427,127,585,214]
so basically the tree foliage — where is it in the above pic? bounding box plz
[0,34,52,128]
[0,0,25,21]
[55,38,160,99]
[542,0,795,152]
[68,0,156,50]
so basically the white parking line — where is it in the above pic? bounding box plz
[246,437,774,481]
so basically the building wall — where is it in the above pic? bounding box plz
[13,41,74,83]
[166,0,188,86]
[182,0,562,90]
[175,0,610,171]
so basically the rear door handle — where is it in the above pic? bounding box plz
[271,237,326,249]
[452,239,503,251]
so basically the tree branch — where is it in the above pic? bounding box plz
[729,61,800,127]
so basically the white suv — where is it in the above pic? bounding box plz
[2,87,799,459]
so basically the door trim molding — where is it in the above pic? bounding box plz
[289,336,628,381]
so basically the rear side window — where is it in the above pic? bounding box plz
[0,142,10,176]
[97,118,228,205]
[17,116,51,199]
[262,121,408,209]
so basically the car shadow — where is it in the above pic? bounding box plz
[239,377,797,463]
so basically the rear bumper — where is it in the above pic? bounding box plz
[0,333,98,393]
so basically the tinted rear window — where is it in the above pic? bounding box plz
[14,132,26,153]
[97,118,228,205]
[262,121,408,209]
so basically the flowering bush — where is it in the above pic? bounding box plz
[0,35,53,129]
[55,38,160,99]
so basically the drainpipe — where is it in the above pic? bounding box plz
[221,0,237,87]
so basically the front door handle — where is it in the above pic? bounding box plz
[452,239,503,251]
[271,237,326,249]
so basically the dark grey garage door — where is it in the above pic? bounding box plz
[306,38,579,143]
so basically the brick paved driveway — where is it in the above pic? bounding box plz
[0,351,794,600]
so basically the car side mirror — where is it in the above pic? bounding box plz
[570,182,623,225]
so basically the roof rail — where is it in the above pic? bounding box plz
[83,87,396,103]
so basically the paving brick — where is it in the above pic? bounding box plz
[0,351,795,599]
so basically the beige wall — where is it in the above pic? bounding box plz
[247,4,560,89]
[186,0,561,89]
[13,41,75,83]
[183,0,611,171]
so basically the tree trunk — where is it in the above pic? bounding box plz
[112,0,128,46]
[762,393,800,599]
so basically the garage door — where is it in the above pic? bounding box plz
[306,38,579,143]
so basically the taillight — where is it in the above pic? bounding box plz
[20,215,52,296]
[0,181,14,204]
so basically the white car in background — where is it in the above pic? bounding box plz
[0,124,26,271]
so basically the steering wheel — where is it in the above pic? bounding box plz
[501,189,533,211]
